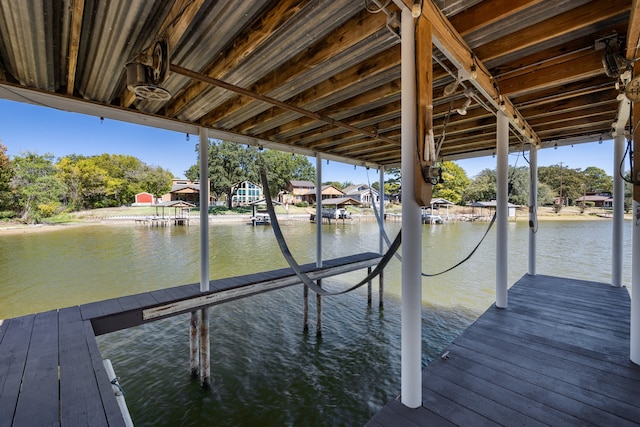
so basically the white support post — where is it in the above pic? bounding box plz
[632,199,640,364]
[379,166,385,309]
[612,132,625,287]
[316,154,323,268]
[198,127,210,386]
[528,145,538,276]
[315,154,323,335]
[496,112,509,308]
[631,64,640,364]
[379,166,385,255]
[400,7,422,409]
[199,128,210,292]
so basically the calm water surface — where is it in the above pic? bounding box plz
[0,219,632,426]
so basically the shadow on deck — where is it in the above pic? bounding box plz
[368,274,640,426]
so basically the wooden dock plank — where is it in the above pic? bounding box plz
[447,342,640,426]
[59,306,109,427]
[83,321,126,427]
[369,275,640,426]
[0,315,34,427]
[12,310,60,427]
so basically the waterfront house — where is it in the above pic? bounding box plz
[576,191,614,208]
[231,180,263,206]
[161,179,212,206]
[342,184,380,207]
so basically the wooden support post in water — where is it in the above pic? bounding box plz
[316,279,322,336]
[367,267,372,307]
[303,285,309,332]
[379,270,384,309]
[189,311,199,377]
[199,308,210,387]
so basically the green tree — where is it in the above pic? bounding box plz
[537,182,556,205]
[11,152,65,222]
[0,142,14,211]
[260,150,315,197]
[582,166,612,193]
[462,168,496,203]
[432,161,470,204]
[383,167,401,197]
[539,164,584,205]
[136,164,173,201]
[506,166,530,206]
[187,140,260,208]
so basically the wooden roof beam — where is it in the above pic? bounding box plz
[473,0,630,64]
[497,50,606,97]
[625,0,640,60]
[163,0,311,118]
[66,0,84,95]
[406,0,540,147]
[449,0,545,37]
[200,9,394,128]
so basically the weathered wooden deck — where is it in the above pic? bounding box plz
[0,252,381,427]
[368,274,640,426]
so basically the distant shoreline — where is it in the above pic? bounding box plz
[0,210,630,236]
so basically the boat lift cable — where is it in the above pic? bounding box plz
[366,170,496,277]
[260,167,401,296]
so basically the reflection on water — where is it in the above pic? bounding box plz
[0,219,632,426]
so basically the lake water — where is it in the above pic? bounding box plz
[0,218,632,426]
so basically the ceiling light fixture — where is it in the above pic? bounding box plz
[457,90,474,115]
[411,0,422,18]
[443,76,462,96]
[470,64,478,80]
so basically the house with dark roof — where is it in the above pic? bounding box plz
[575,192,613,208]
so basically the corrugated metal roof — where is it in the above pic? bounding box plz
[0,0,637,167]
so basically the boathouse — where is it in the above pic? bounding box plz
[0,1,639,425]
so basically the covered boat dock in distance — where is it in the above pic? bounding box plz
[0,0,639,425]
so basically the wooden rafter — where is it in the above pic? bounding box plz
[163,0,311,118]
[449,0,544,37]
[626,0,640,60]
[473,0,630,63]
[200,9,393,128]
[408,0,539,146]
[66,0,84,95]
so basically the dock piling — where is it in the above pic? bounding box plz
[189,311,199,376]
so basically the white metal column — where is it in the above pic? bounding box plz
[496,112,509,308]
[199,129,210,291]
[315,154,323,268]
[400,7,422,409]
[379,166,385,255]
[612,132,625,287]
[528,145,537,276]
[632,198,640,364]
[198,127,210,386]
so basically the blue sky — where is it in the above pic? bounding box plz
[0,99,619,184]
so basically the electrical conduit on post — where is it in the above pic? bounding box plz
[400,6,422,409]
